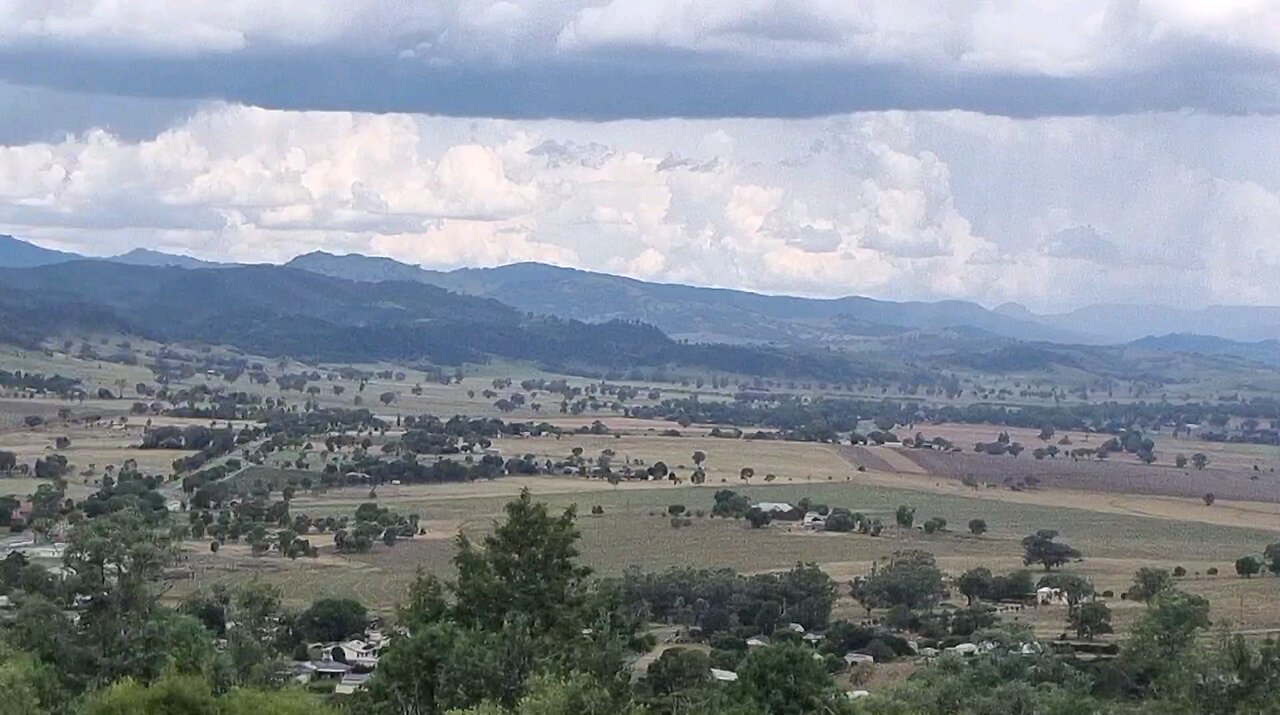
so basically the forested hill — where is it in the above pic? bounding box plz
[286,252,1077,344]
[0,261,897,381]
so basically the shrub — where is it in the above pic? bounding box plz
[1207,567,1219,576]
[1172,566,1186,578]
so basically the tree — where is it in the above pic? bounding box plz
[1192,453,1209,470]
[739,467,754,481]
[1175,454,1188,469]
[1125,589,1211,668]
[895,505,915,529]
[365,491,643,715]
[745,508,772,529]
[735,644,844,715]
[1126,567,1173,604]
[451,489,593,636]
[691,451,706,468]
[1070,601,1113,640]
[1204,492,1216,506]
[967,518,988,535]
[0,643,64,715]
[1265,543,1280,576]
[957,567,994,605]
[298,598,368,642]
[1235,555,1263,578]
[1022,529,1081,571]
[642,647,711,698]
[852,550,945,613]
[379,391,397,406]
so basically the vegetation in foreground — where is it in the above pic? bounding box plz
[0,485,1279,714]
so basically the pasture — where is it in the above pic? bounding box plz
[174,469,1280,638]
[5,342,1280,643]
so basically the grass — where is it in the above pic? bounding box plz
[5,343,1277,634]
[175,474,1280,636]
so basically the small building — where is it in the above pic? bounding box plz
[310,659,352,681]
[710,668,738,683]
[334,672,372,696]
[745,636,769,649]
[1036,587,1067,606]
[802,512,827,529]
[844,652,875,667]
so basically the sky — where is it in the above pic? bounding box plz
[3,2,1280,311]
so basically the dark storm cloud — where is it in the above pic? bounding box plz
[1,49,1277,120]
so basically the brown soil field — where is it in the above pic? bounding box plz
[889,447,1280,504]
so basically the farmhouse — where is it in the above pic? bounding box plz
[1036,587,1067,606]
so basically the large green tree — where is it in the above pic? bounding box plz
[851,550,945,614]
[1021,530,1081,571]
[362,490,644,715]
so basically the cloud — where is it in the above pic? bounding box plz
[0,2,1279,118]
[1042,225,1119,261]
[4,104,1280,311]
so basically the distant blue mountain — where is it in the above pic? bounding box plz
[0,234,81,267]
[286,251,1083,345]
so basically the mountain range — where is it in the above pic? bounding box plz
[5,234,1280,361]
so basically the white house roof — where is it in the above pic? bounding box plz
[754,502,795,513]
[710,668,739,682]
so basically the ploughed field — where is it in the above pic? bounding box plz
[893,448,1280,503]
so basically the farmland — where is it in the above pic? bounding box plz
[5,340,1280,645]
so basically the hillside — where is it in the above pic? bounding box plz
[108,248,229,269]
[287,252,1077,345]
[0,261,897,381]
[0,234,81,268]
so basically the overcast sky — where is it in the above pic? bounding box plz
[3,1,1280,311]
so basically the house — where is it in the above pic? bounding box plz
[802,633,824,645]
[753,502,795,514]
[745,636,769,649]
[844,652,875,667]
[710,668,739,683]
[784,622,806,634]
[307,659,352,682]
[334,672,372,696]
[802,512,827,529]
[946,643,979,656]
[1036,587,1067,605]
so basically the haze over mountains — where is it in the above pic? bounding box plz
[5,234,1280,357]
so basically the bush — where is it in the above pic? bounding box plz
[1207,567,1219,576]
[667,504,686,516]
[590,505,604,515]
[862,638,896,663]
[884,605,917,631]
[1172,566,1186,578]
[967,518,988,535]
